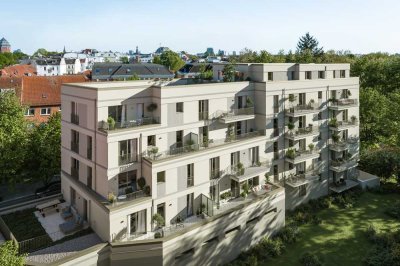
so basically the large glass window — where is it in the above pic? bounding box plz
[187,164,194,187]
[118,170,137,195]
[130,209,147,236]
[119,139,138,165]
[108,105,122,123]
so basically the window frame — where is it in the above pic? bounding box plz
[176,102,184,113]
[25,108,35,116]
[40,107,51,116]
[157,171,166,183]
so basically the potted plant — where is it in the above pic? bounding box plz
[350,115,357,124]
[186,139,195,151]
[237,162,245,175]
[203,136,209,147]
[107,116,116,130]
[264,173,270,184]
[147,103,158,112]
[108,192,116,203]
[287,122,295,133]
[329,118,338,127]
[125,187,133,195]
[138,177,146,190]
[285,148,296,159]
[332,133,340,143]
[144,185,151,196]
[154,232,162,239]
[308,99,315,109]
[288,94,297,103]
[240,191,248,199]
[246,97,254,108]
[256,161,261,167]
[152,213,165,229]
[176,215,183,224]
[148,147,159,159]
[308,143,315,153]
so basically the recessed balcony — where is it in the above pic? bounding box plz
[329,157,359,172]
[144,130,265,162]
[285,125,319,141]
[285,149,320,164]
[329,98,358,110]
[217,107,255,123]
[285,104,319,117]
[98,116,160,132]
[285,170,320,188]
[329,118,359,131]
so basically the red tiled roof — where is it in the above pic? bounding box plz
[0,64,36,77]
[0,75,89,106]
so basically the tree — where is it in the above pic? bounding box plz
[26,112,61,186]
[296,32,324,56]
[222,63,236,82]
[0,53,16,69]
[0,241,26,266]
[32,48,59,57]
[157,51,185,72]
[0,92,28,186]
[120,56,129,64]
[126,73,140,81]
[199,64,212,80]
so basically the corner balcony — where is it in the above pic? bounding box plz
[329,156,359,172]
[328,140,349,152]
[217,107,255,124]
[285,170,320,188]
[285,125,319,141]
[224,160,272,183]
[98,116,160,133]
[329,119,359,131]
[285,104,319,117]
[285,149,320,164]
[143,130,265,162]
[329,98,358,110]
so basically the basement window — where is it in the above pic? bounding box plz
[225,226,240,237]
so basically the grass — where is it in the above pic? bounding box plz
[269,192,400,266]
[1,208,48,241]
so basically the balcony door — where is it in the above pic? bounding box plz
[187,193,194,217]
[299,93,306,106]
[250,147,259,165]
[231,151,240,167]
[299,116,306,128]
[199,100,209,120]
[136,103,144,120]
[299,139,306,151]
[130,209,146,236]
[210,157,220,179]
[296,162,306,174]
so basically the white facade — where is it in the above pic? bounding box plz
[60,63,360,264]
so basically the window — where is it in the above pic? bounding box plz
[176,102,184,112]
[87,136,92,160]
[119,139,138,165]
[333,71,336,78]
[340,70,346,78]
[305,71,312,80]
[176,130,183,147]
[71,157,79,179]
[40,107,51,115]
[71,130,79,153]
[289,71,295,80]
[157,171,165,183]
[318,91,322,99]
[118,170,137,193]
[273,95,279,113]
[25,108,35,116]
[318,71,325,79]
[87,166,93,189]
[147,135,156,146]
[299,184,307,197]
[267,72,273,81]
[187,164,194,187]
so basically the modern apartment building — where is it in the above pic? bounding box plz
[60,63,360,265]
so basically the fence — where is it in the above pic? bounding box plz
[0,216,18,245]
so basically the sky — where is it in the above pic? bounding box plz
[1,0,399,55]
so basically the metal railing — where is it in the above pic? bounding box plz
[200,194,214,217]
[70,141,79,154]
[117,190,146,202]
[329,140,349,150]
[71,113,79,125]
[330,98,358,107]
[144,130,265,161]
[119,153,138,165]
[286,149,320,160]
[210,169,222,180]
[286,125,318,137]
[225,160,271,177]
[329,119,358,128]
[331,156,359,168]
[98,117,160,131]
[285,103,318,114]
[218,107,254,118]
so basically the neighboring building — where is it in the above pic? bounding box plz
[60,63,362,265]
[177,63,212,78]
[0,75,89,123]
[0,37,11,53]
[205,47,215,56]
[0,64,36,77]
[91,63,174,80]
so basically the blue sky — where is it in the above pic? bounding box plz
[1,0,399,54]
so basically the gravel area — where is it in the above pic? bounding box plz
[26,233,103,264]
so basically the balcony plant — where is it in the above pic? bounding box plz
[332,133,340,143]
[108,192,116,203]
[240,191,248,199]
[185,139,195,151]
[144,185,151,196]
[246,97,254,108]
[147,103,158,112]
[107,116,116,130]
[288,94,297,103]
[350,115,357,124]
[202,136,209,147]
[328,118,338,127]
[286,148,296,159]
[138,177,146,190]
[152,213,165,229]
[125,187,133,195]
[308,143,315,152]
[237,162,245,175]
[154,232,162,239]
[265,173,270,183]
[227,124,235,141]
[287,122,295,132]
[242,183,249,193]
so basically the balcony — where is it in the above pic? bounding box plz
[225,160,271,182]
[330,156,359,172]
[285,104,319,117]
[70,113,79,125]
[116,189,146,202]
[329,140,349,152]
[285,149,320,164]
[285,125,319,141]
[217,107,255,123]
[98,116,160,132]
[143,130,265,162]
[329,118,359,131]
[329,98,358,110]
[70,141,79,154]
[329,178,359,193]
[285,170,320,188]
[119,153,138,166]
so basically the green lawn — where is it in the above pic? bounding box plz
[270,192,400,266]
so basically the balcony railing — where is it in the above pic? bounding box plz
[286,125,319,139]
[329,140,349,151]
[285,104,319,115]
[70,167,79,179]
[71,113,79,125]
[144,130,265,161]
[119,153,137,165]
[329,98,358,108]
[116,189,146,202]
[285,149,320,163]
[98,117,160,132]
[329,119,358,129]
[210,169,222,180]
[331,156,359,168]
[218,107,254,118]
[70,141,79,154]
[285,170,320,187]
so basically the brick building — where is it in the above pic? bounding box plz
[0,75,89,123]
[0,38,11,53]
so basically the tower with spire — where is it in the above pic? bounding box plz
[0,38,11,53]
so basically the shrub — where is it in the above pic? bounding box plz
[277,225,300,244]
[152,213,165,228]
[366,224,378,241]
[385,201,400,220]
[137,177,146,189]
[154,232,162,239]
[299,252,323,266]
[261,237,285,257]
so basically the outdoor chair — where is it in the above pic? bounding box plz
[60,206,73,220]
[59,214,83,234]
